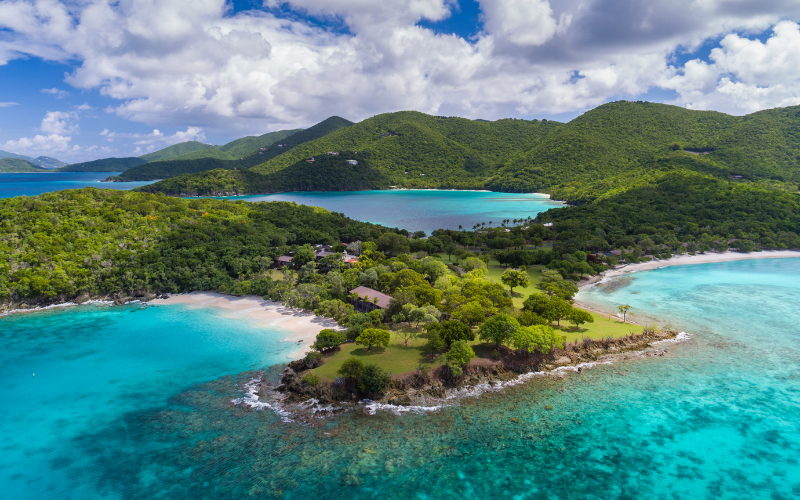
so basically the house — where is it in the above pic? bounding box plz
[306,157,315,163]
[315,250,335,260]
[350,286,393,313]
[276,256,293,267]
[326,152,339,156]
[608,250,623,256]
[347,160,358,166]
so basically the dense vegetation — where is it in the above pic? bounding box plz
[139,141,217,162]
[0,158,49,173]
[0,189,389,302]
[108,118,351,182]
[61,157,147,172]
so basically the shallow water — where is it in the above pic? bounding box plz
[239,190,564,233]
[3,259,800,499]
[0,172,155,198]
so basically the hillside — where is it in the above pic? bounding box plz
[487,101,800,201]
[0,158,50,173]
[111,118,352,182]
[61,157,147,172]
[218,129,302,158]
[248,116,354,165]
[141,112,558,195]
[139,141,217,162]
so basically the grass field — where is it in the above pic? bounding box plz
[311,249,641,379]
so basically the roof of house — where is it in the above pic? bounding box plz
[350,286,393,309]
[316,251,334,258]
[277,256,293,262]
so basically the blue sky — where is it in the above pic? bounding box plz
[1,0,798,162]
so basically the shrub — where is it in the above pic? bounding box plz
[312,329,345,352]
[302,372,320,387]
[304,351,323,368]
[358,363,391,395]
[337,357,365,380]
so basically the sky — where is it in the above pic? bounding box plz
[1,0,800,163]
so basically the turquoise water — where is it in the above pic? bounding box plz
[3,259,800,499]
[240,190,564,233]
[0,303,300,500]
[0,172,155,198]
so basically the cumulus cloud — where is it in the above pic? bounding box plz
[0,0,799,145]
[40,110,79,135]
[41,87,69,98]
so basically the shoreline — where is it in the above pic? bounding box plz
[155,292,340,360]
[596,250,800,281]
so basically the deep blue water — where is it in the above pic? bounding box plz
[2,259,800,499]
[0,172,155,198]
[238,190,564,233]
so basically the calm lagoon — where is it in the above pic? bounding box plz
[239,190,564,233]
[2,258,800,499]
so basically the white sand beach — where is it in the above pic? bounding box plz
[155,292,339,359]
[598,250,800,281]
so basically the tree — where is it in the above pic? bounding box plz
[358,363,391,395]
[446,340,475,366]
[451,300,486,326]
[395,328,419,346]
[427,320,475,347]
[337,357,365,380]
[510,325,564,355]
[617,304,632,322]
[311,329,345,352]
[444,242,458,261]
[292,245,316,268]
[422,328,446,358]
[518,310,548,326]
[568,308,594,330]
[376,232,410,257]
[355,328,391,351]
[478,313,520,349]
[501,268,530,294]
[549,297,573,326]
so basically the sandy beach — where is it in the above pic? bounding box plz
[587,250,800,284]
[155,292,340,359]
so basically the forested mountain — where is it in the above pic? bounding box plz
[141,112,558,195]
[0,150,65,168]
[139,102,800,199]
[109,117,352,182]
[0,158,50,173]
[61,157,147,172]
[488,101,800,201]
[217,129,302,158]
[139,141,217,162]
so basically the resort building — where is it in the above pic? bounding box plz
[350,286,393,313]
[276,256,293,267]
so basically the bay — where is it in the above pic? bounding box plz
[0,172,155,198]
[2,258,800,499]
[239,190,564,233]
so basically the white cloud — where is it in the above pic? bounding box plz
[41,87,69,98]
[40,110,79,134]
[0,0,799,139]
[663,21,800,113]
[75,103,93,110]
[0,102,20,107]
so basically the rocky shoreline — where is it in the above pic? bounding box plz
[0,291,171,316]
[240,326,682,423]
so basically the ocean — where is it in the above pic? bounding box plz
[2,258,799,499]
[0,172,155,198]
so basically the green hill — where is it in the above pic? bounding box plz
[0,150,65,168]
[487,101,800,201]
[0,158,50,173]
[140,141,217,162]
[218,129,301,158]
[248,116,354,165]
[61,157,147,172]
[111,118,351,182]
